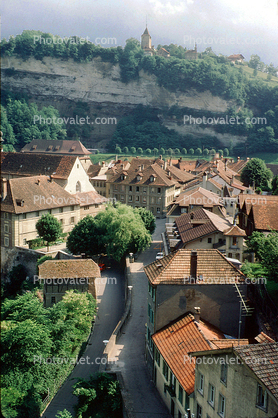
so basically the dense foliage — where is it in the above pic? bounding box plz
[135,207,156,235]
[240,158,273,189]
[1,290,96,417]
[245,231,278,282]
[72,373,122,418]
[36,214,63,249]
[67,203,152,261]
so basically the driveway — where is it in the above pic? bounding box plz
[42,261,125,418]
[108,219,171,418]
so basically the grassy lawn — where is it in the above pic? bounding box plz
[240,64,278,88]
[90,152,278,165]
[266,280,278,305]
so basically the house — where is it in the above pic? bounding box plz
[227,53,245,63]
[238,195,278,236]
[156,47,170,58]
[144,248,248,371]
[73,190,107,219]
[167,187,226,223]
[106,157,177,218]
[151,311,249,418]
[164,208,246,261]
[39,258,100,307]
[141,26,156,56]
[20,139,91,157]
[184,44,198,60]
[80,159,109,197]
[190,343,278,418]
[1,152,96,195]
[0,176,80,248]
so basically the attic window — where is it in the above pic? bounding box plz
[121,174,126,181]
[54,146,60,150]
[70,146,76,151]
[136,175,142,182]
[47,145,53,150]
[150,175,156,182]
[31,145,37,150]
[16,199,24,207]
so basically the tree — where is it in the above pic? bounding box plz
[137,147,143,155]
[272,175,278,195]
[130,146,136,154]
[4,264,27,297]
[67,204,152,261]
[223,148,229,157]
[218,149,224,157]
[210,148,216,155]
[55,411,73,418]
[240,158,272,189]
[36,214,62,251]
[135,207,156,234]
[174,148,180,155]
[153,147,159,155]
[123,146,129,154]
[189,148,194,155]
[203,148,209,156]
[195,148,202,155]
[246,231,278,282]
[167,148,173,156]
[115,146,121,154]
[160,147,165,155]
[182,148,187,155]
[145,148,151,155]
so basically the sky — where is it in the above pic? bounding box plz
[1,0,278,66]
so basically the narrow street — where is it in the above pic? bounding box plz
[108,219,171,418]
[42,262,125,418]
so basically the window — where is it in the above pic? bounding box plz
[178,384,183,405]
[51,296,56,304]
[218,394,225,417]
[157,207,160,214]
[170,372,176,392]
[70,217,75,224]
[114,185,118,191]
[23,213,26,219]
[157,187,161,194]
[220,362,227,385]
[198,373,204,395]
[256,384,268,411]
[136,196,140,202]
[154,347,160,367]
[232,236,237,246]
[4,237,9,246]
[143,196,147,203]
[70,205,74,211]
[76,181,81,192]
[136,186,139,192]
[197,403,202,418]
[59,207,63,213]
[121,185,125,192]
[60,219,64,225]
[120,195,124,201]
[129,186,132,192]
[35,211,39,216]
[84,206,89,210]
[129,195,132,202]
[23,238,27,245]
[4,224,9,233]
[163,360,169,381]
[151,187,155,193]
[208,237,212,243]
[208,383,215,407]
[148,304,154,324]
[143,187,147,193]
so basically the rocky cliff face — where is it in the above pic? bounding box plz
[1,56,246,147]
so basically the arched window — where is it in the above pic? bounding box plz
[76,181,81,192]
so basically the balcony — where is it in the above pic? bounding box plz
[213,239,226,249]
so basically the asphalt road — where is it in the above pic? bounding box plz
[42,261,125,418]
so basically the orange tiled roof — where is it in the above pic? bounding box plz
[72,191,107,206]
[174,187,223,208]
[223,224,246,237]
[251,202,278,231]
[144,249,245,285]
[21,139,91,155]
[39,259,100,278]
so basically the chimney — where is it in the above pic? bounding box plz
[230,175,235,186]
[246,157,249,161]
[237,156,240,161]
[202,172,207,189]
[190,250,197,279]
[169,157,172,166]
[225,159,228,171]
[81,253,86,259]
[1,178,7,200]
[194,307,201,322]
[164,160,167,170]
[102,161,105,167]
[49,175,53,182]
[159,154,162,160]
[37,179,41,185]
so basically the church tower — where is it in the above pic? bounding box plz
[141,26,152,50]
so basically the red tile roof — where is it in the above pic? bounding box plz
[21,139,91,155]
[251,202,278,231]
[1,175,77,214]
[223,224,246,237]
[174,187,223,208]
[152,314,248,395]
[73,191,107,206]
[144,249,245,285]
[1,152,77,179]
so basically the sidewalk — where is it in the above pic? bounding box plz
[108,220,171,418]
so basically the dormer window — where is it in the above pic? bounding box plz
[150,175,156,182]
[136,175,142,182]
[47,145,53,151]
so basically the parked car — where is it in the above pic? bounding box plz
[156,252,164,260]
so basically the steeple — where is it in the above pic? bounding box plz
[141,25,152,50]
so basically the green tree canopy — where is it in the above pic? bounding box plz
[135,207,156,234]
[240,158,272,189]
[67,204,152,261]
[36,214,63,250]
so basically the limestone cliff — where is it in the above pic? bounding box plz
[1,56,246,147]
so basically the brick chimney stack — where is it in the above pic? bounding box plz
[1,178,7,201]
[194,307,201,322]
[190,250,197,279]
